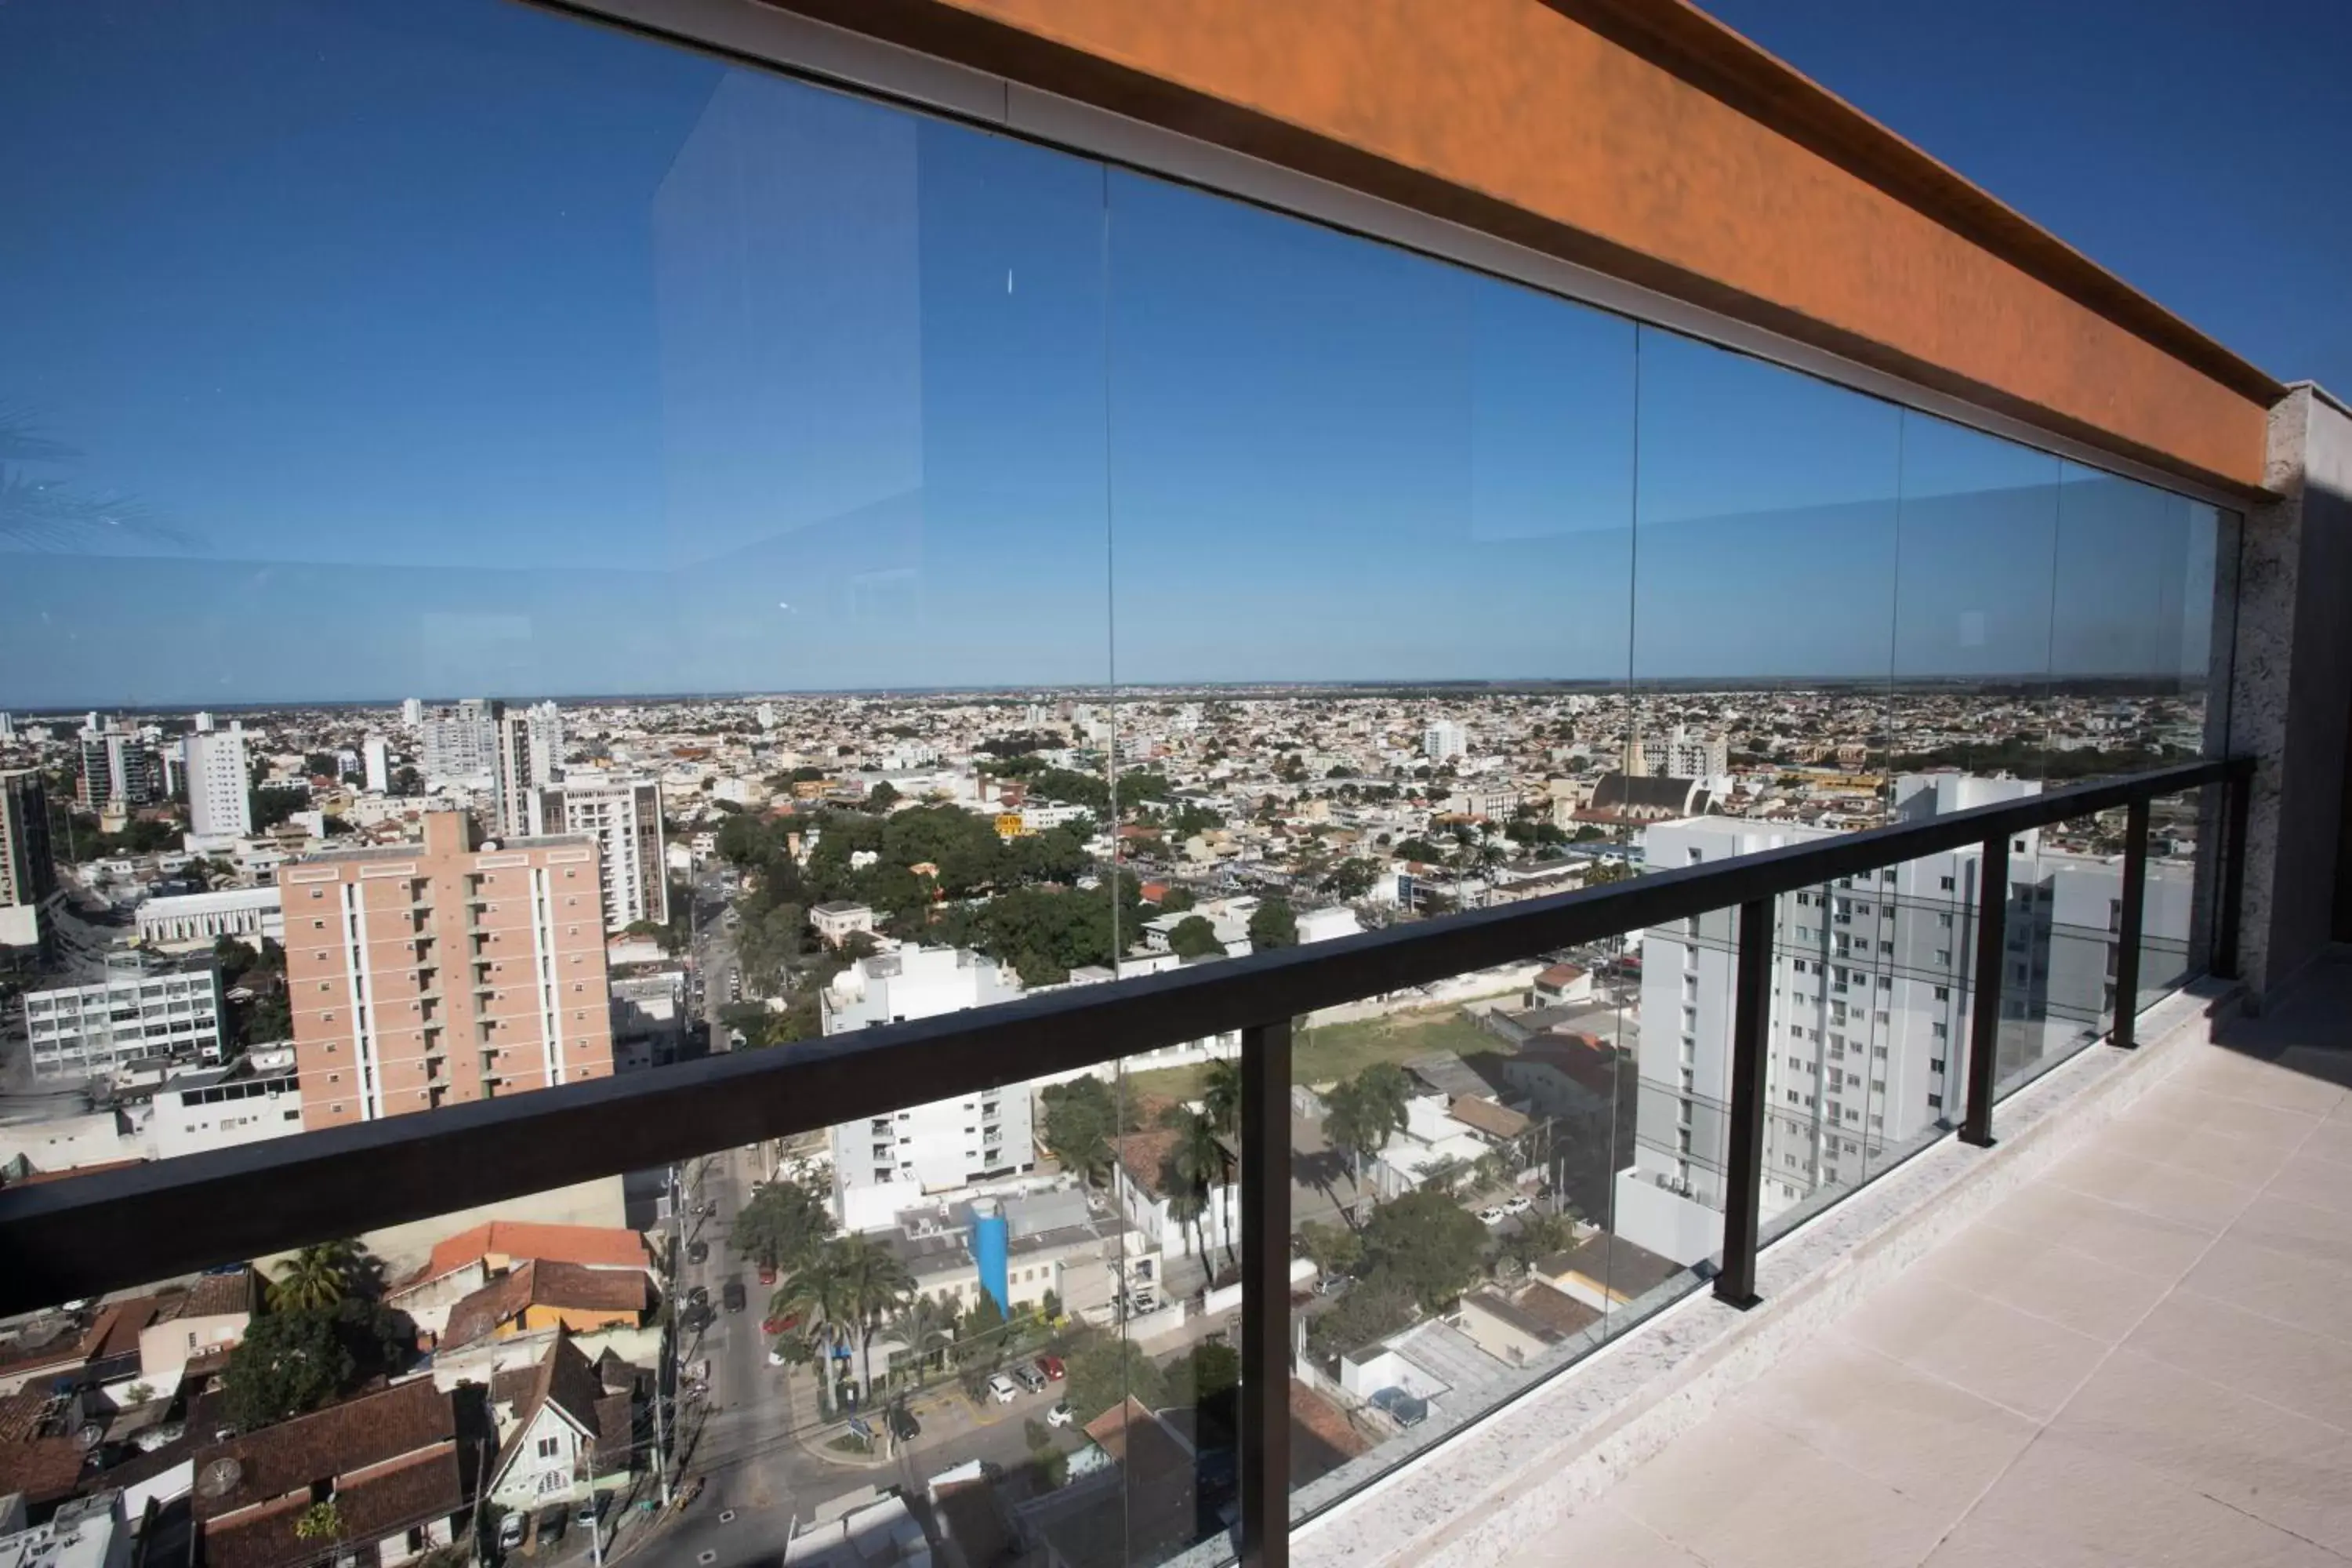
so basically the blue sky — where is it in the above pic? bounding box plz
[0,0,2241,706]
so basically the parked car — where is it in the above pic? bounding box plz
[535,1505,567,1548]
[888,1402,920,1442]
[1012,1363,1047,1394]
[686,1240,709,1265]
[1036,1353,1065,1381]
[1502,1196,1534,1216]
[721,1279,747,1313]
[985,1374,1019,1404]
[1047,1400,1075,1428]
[757,1264,778,1286]
[1476,1207,1506,1226]
[688,1285,710,1307]
[1369,1387,1430,1428]
[575,1494,607,1529]
[496,1512,526,1552]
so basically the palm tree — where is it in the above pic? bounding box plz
[887,1293,956,1377]
[1162,1170,1211,1272]
[830,1236,916,1395]
[1200,1059,1245,1269]
[1167,1108,1234,1272]
[771,1252,858,1409]
[269,1240,358,1312]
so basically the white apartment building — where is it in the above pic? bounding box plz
[528,775,666,932]
[1446,782,1520,820]
[183,726,252,839]
[136,885,283,949]
[822,946,1032,1231]
[1423,720,1468,761]
[78,728,158,810]
[1663,727,1730,781]
[421,699,495,782]
[1614,775,2195,1265]
[401,696,425,728]
[364,734,392,793]
[24,965,227,1081]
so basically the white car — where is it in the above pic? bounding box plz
[985,1374,1019,1404]
[1477,1207,1506,1226]
[1047,1400,1075,1428]
[1502,1196,1534,1216]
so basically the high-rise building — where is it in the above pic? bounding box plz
[193,711,216,732]
[278,809,614,1129]
[184,727,252,839]
[1613,778,2192,1265]
[1664,727,1730,780]
[822,946,1033,1231]
[525,701,564,784]
[401,697,424,728]
[490,702,538,840]
[420,701,495,782]
[0,770,56,948]
[1423,720,1468,761]
[77,728,158,811]
[528,776,666,932]
[0,711,16,740]
[364,735,391,794]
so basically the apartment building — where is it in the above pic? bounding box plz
[364,734,391,793]
[279,808,613,1130]
[136,886,283,950]
[24,964,227,1082]
[822,946,1033,1231]
[0,769,56,948]
[183,726,252,839]
[1423,720,1468,761]
[1616,776,2193,1264]
[527,775,665,932]
[75,728,158,811]
[419,699,495,782]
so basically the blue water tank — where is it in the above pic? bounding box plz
[971,1196,1010,1314]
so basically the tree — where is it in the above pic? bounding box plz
[830,1235,916,1393]
[391,764,423,797]
[268,1240,360,1312]
[732,1176,836,1277]
[1357,1190,1487,1312]
[1305,1275,1416,1357]
[223,1308,354,1431]
[1156,887,1196,915]
[293,1502,343,1543]
[887,1293,957,1377]
[1163,1341,1241,1409]
[1167,915,1225,960]
[1583,860,1633,887]
[1198,1059,1244,1269]
[1295,1221,1361,1280]
[771,1250,858,1408]
[1247,896,1298,952]
[1323,1063,1411,1186]
[1038,1076,1131,1186]
[866,781,901,812]
[1320,858,1379,901]
[1161,1108,1227,1267]
[1065,1332,1168,1425]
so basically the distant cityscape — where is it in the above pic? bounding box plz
[0,681,2207,1566]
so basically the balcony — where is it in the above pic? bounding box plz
[0,758,2286,1568]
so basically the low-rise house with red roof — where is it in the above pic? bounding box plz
[388,1221,652,1340]
[190,1377,477,1568]
[481,1332,638,1514]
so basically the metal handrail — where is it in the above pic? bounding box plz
[0,756,2253,1568]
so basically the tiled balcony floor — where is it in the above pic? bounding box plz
[1508,961,2352,1568]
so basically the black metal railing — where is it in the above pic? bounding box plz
[0,755,2253,1568]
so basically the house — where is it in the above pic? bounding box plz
[0,1387,92,1509]
[1454,1281,1603,1367]
[1295,906,1362,944]
[810,902,877,946]
[1109,1127,1240,1261]
[1335,1317,1512,1418]
[390,1221,652,1338]
[1531,1232,1686,1314]
[440,1260,647,1350]
[1018,1399,1201,1568]
[191,1378,473,1568]
[482,1331,637,1513]
[1362,1097,1499,1201]
[136,1269,256,1395]
[0,1299,159,1400]
[1527,962,1593,1007]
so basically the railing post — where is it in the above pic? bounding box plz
[1239,1018,1292,1568]
[2111,798,2151,1048]
[1715,898,1771,1311]
[2213,766,2252,982]
[1960,833,2011,1148]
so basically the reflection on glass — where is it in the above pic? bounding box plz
[0,0,2246,1556]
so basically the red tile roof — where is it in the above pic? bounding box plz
[409,1221,652,1288]
[442,1261,646,1348]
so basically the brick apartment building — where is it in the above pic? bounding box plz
[279,810,614,1129]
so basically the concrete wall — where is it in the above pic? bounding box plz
[2230,385,2352,1003]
